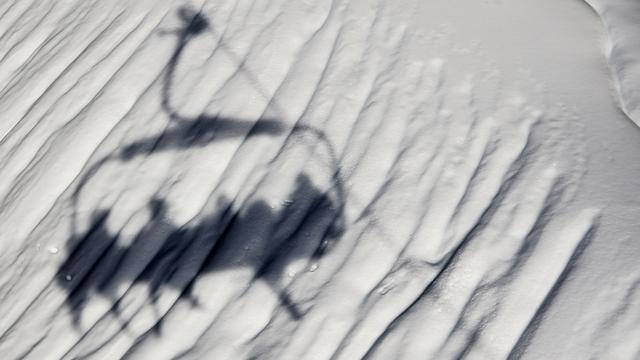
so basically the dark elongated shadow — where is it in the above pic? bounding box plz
[119,115,284,159]
[121,6,285,160]
[58,6,347,340]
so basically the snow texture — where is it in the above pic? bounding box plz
[0,0,637,359]
[586,0,640,127]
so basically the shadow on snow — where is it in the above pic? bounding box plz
[57,6,345,327]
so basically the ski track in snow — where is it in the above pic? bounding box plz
[0,0,620,359]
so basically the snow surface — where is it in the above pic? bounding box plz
[0,0,638,359]
[586,0,640,127]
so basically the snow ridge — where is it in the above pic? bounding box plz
[585,0,640,127]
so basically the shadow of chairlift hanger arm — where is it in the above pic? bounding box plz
[59,7,425,337]
[70,6,412,265]
[62,6,348,325]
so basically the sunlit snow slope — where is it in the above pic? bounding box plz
[586,0,640,127]
[0,0,635,359]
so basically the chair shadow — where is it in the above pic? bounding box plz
[58,173,344,326]
[57,6,346,329]
[122,6,285,160]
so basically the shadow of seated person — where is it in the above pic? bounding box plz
[58,173,344,325]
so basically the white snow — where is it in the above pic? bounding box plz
[586,0,640,127]
[0,0,638,359]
